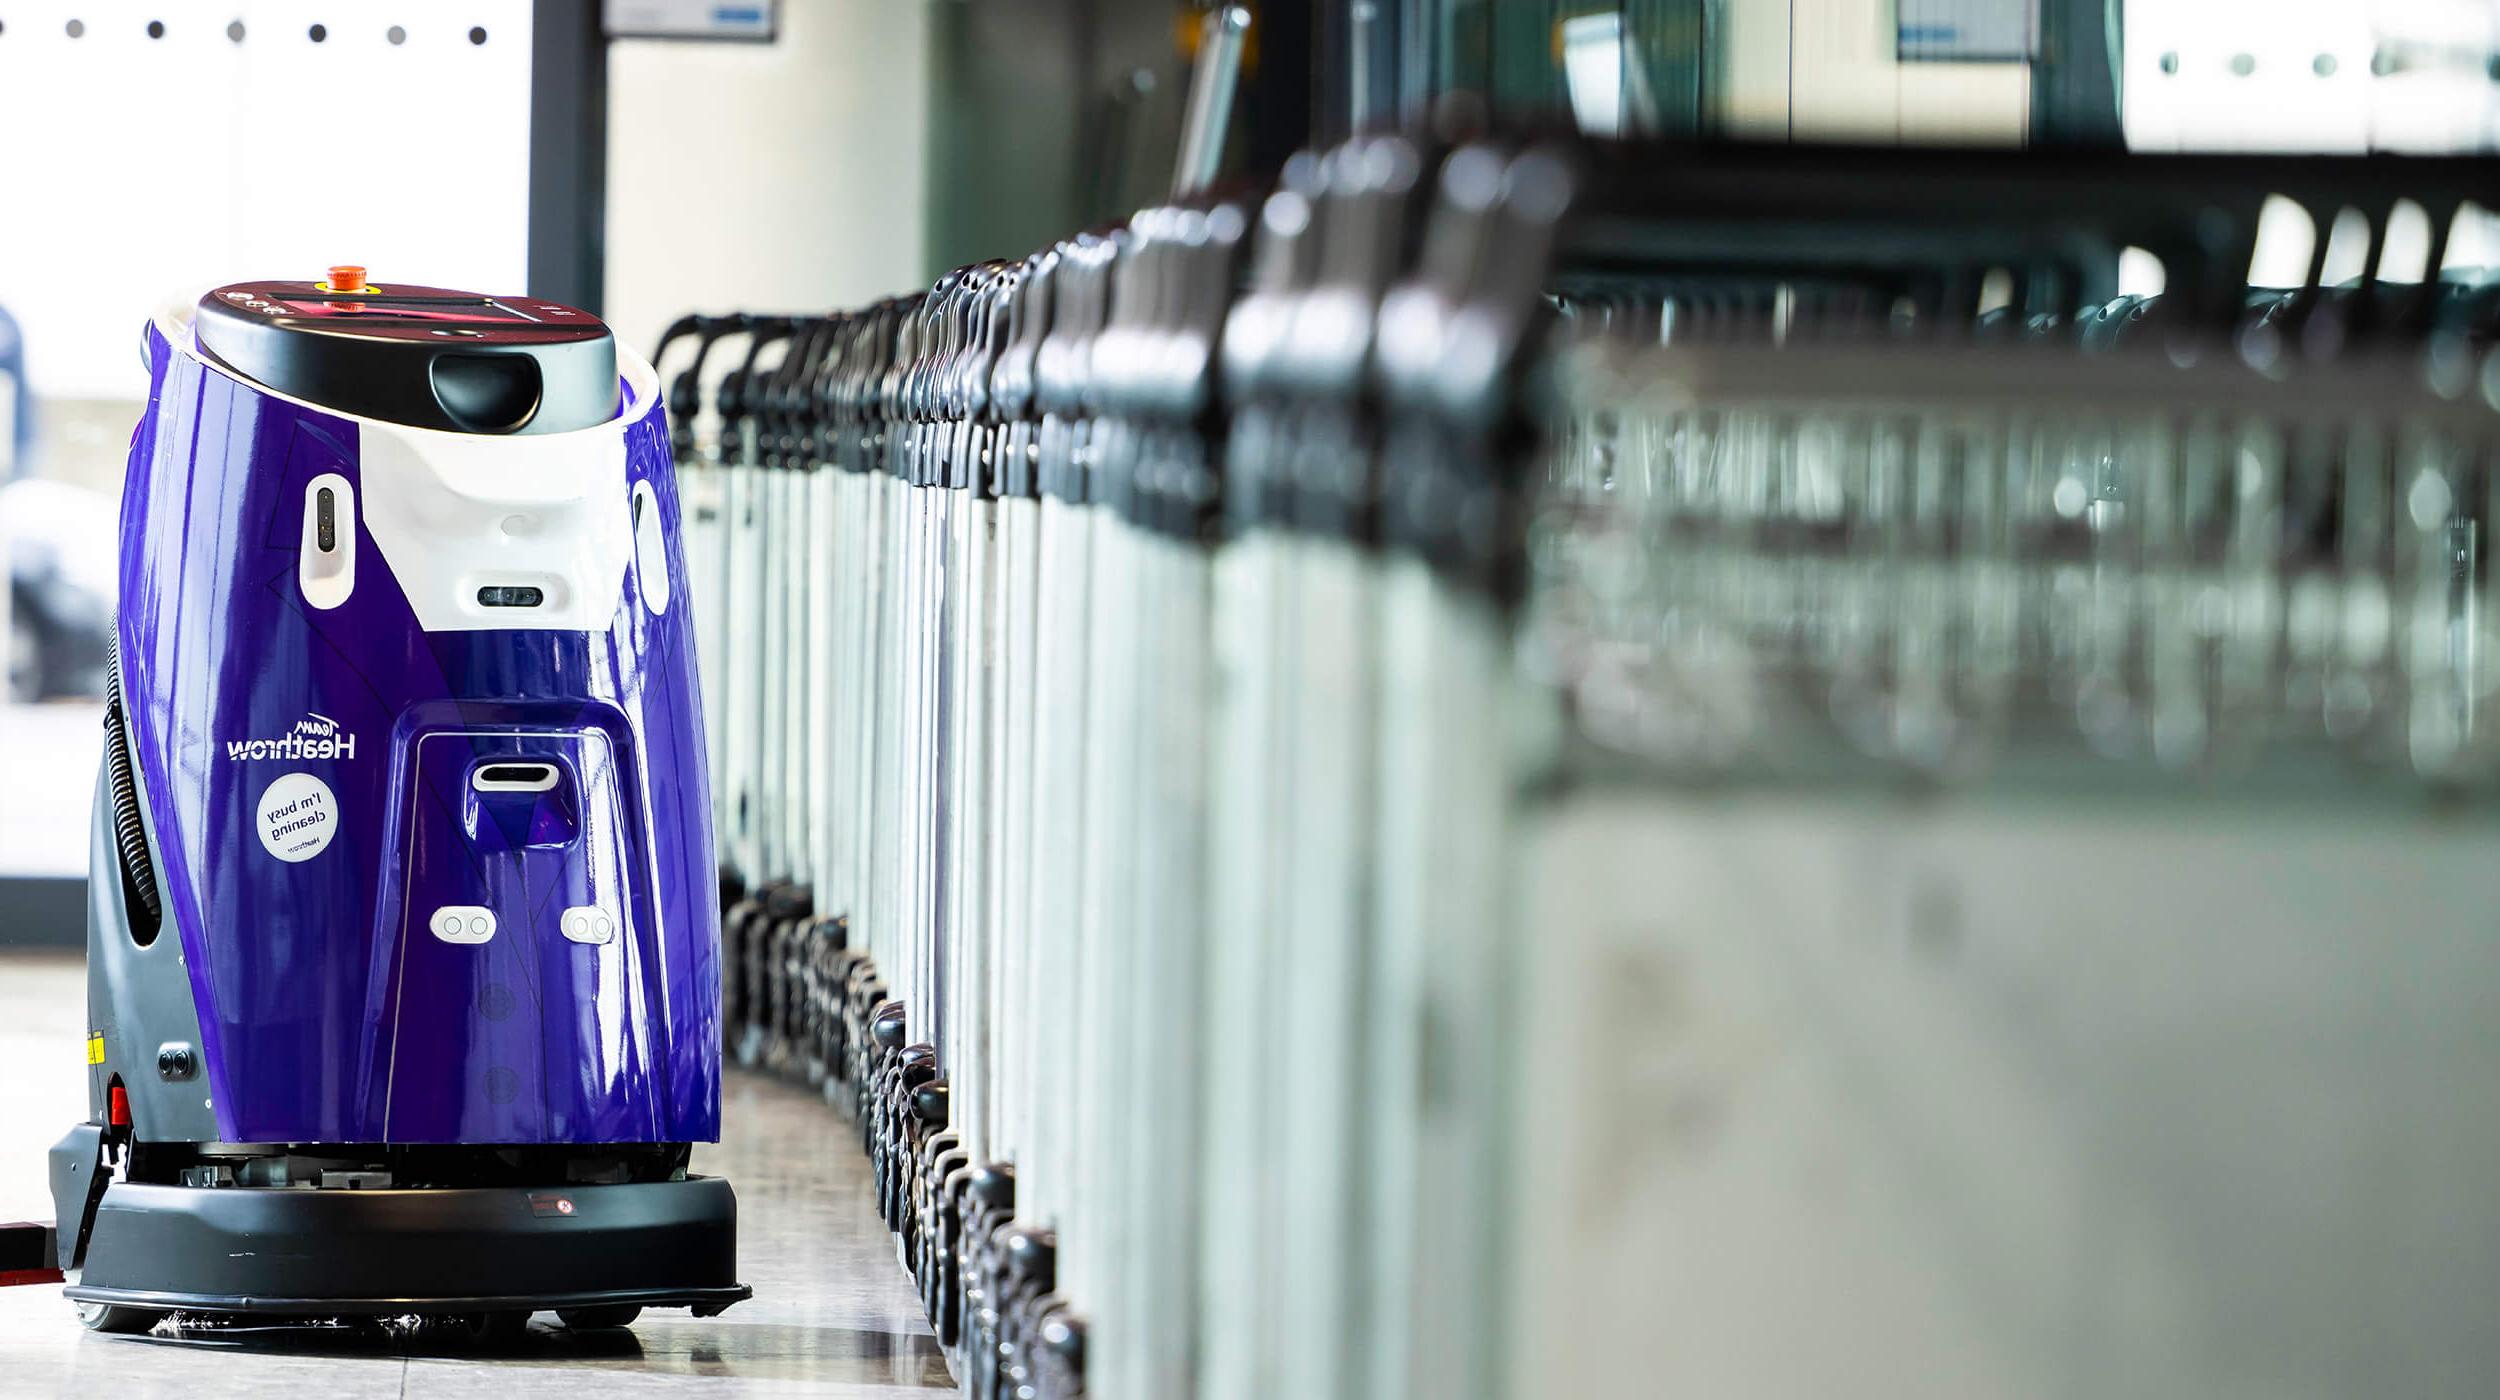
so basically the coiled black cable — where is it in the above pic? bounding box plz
[102,634,161,943]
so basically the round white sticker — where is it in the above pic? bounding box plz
[257,772,339,863]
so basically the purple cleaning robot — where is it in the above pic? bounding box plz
[47,269,746,1337]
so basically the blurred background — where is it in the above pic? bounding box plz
[4,2,2500,1395]
[9,1,2500,901]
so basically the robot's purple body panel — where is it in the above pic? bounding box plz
[116,323,721,1146]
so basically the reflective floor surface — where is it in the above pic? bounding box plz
[0,951,953,1398]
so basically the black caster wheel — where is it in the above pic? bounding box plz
[557,1305,643,1330]
[74,1301,165,1335]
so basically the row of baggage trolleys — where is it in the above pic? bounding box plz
[661,133,2500,1400]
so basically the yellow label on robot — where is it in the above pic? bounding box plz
[86,1032,105,1065]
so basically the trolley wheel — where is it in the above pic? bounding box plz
[73,1301,164,1335]
[557,1305,643,1330]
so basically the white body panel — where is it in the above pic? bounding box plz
[166,312,656,637]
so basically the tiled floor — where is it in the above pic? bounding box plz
[0,951,953,1398]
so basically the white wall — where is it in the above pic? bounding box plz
[604,3,932,362]
[0,0,538,401]
[2123,0,2500,155]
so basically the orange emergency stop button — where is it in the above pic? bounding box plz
[324,265,369,293]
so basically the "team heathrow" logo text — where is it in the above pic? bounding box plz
[225,712,357,762]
